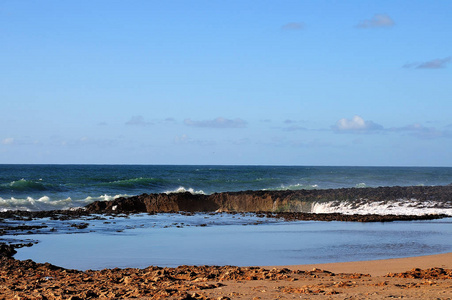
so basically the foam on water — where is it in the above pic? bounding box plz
[355,182,367,188]
[164,186,205,194]
[0,196,72,212]
[266,183,319,191]
[84,194,129,202]
[0,194,127,212]
[1,165,451,212]
[311,199,452,216]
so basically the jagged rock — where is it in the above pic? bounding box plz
[83,185,451,222]
[0,243,17,257]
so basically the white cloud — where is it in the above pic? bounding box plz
[184,117,247,128]
[404,57,451,69]
[333,115,383,132]
[1,138,14,145]
[282,22,305,31]
[125,116,153,126]
[356,14,395,28]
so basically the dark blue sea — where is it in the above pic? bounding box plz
[1,165,451,214]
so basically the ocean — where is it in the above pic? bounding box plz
[1,165,452,214]
[2,165,452,269]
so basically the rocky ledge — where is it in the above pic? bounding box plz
[1,256,451,300]
[85,185,451,219]
[0,257,350,299]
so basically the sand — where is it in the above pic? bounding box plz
[1,252,451,300]
[207,252,452,299]
[272,251,452,276]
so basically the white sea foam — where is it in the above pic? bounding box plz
[84,194,128,202]
[311,199,452,216]
[0,194,128,212]
[164,186,205,195]
[0,196,72,211]
[265,183,319,191]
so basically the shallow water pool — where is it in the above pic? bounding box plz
[12,214,452,270]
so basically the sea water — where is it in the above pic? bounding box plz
[1,165,451,213]
[2,165,452,270]
[11,213,452,270]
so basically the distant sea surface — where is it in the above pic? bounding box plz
[1,165,451,214]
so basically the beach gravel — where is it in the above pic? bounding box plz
[1,256,451,299]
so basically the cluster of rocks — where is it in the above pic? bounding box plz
[2,256,450,299]
[385,267,452,279]
[0,243,17,257]
[0,257,351,300]
[0,209,96,221]
[269,211,447,222]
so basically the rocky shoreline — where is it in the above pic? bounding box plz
[85,185,452,214]
[1,185,452,299]
[1,185,451,257]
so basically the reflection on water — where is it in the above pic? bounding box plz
[11,214,452,270]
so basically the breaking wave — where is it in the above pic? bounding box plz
[355,183,367,188]
[267,183,319,191]
[311,199,452,216]
[164,186,205,195]
[0,179,56,192]
[0,194,128,212]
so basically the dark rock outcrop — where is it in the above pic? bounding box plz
[85,185,452,215]
[0,243,17,257]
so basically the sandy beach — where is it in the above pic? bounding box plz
[272,251,452,276]
[1,252,451,299]
[206,253,452,299]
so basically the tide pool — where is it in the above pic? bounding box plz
[12,214,452,270]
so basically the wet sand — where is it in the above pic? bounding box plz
[1,252,451,299]
[207,253,452,299]
[271,251,452,276]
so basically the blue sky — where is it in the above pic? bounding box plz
[1,1,451,166]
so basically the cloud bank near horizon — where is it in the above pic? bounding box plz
[356,14,395,28]
[184,117,247,128]
[332,116,384,133]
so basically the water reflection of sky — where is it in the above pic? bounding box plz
[10,214,452,271]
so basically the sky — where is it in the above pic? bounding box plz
[1,0,451,166]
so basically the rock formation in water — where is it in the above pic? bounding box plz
[85,185,452,215]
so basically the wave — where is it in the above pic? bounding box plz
[84,194,129,202]
[0,194,128,212]
[100,177,166,189]
[0,196,72,212]
[311,199,452,216]
[355,183,367,188]
[266,183,319,191]
[164,186,205,195]
[0,179,53,192]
